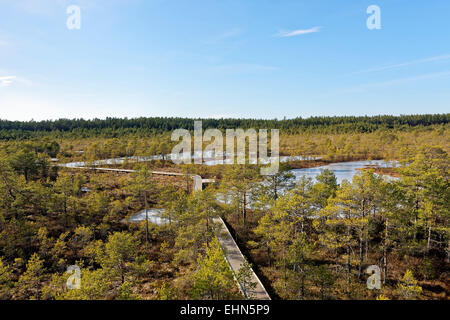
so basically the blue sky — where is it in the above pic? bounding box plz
[0,0,449,121]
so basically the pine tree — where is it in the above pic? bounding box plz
[155,282,178,300]
[236,258,257,299]
[116,281,141,300]
[16,253,45,299]
[172,188,221,263]
[0,258,13,299]
[219,164,261,228]
[257,163,295,201]
[128,165,156,242]
[311,265,335,300]
[396,269,422,300]
[101,232,139,285]
[191,238,235,300]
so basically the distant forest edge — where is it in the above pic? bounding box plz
[0,114,449,139]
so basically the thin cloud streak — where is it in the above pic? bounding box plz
[0,0,131,15]
[338,71,450,94]
[353,54,450,74]
[205,28,243,44]
[210,63,279,74]
[0,76,16,87]
[217,28,242,40]
[276,26,321,37]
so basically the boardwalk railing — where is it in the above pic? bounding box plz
[60,161,271,300]
[215,218,271,300]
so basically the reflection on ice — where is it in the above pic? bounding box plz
[127,208,169,225]
[291,160,399,184]
[124,160,398,223]
[61,152,323,168]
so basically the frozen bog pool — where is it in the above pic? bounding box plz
[127,208,169,225]
[291,160,399,184]
[124,160,399,223]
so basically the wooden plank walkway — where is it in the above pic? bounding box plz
[61,166,136,173]
[60,162,270,300]
[59,165,185,176]
[215,218,271,300]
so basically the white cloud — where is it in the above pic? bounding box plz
[217,28,242,40]
[353,54,450,74]
[0,76,16,87]
[204,28,243,45]
[211,63,278,74]
[0,0,135,15]
[276,26,321,37]
[0,0,71,15]
[338,71,450,94]
[369,71,450,87]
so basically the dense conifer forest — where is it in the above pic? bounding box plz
[0,114,448,139]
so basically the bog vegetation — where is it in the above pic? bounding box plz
[0,114,448,300]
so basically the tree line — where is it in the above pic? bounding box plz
[0,114,448,139]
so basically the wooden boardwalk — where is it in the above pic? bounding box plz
[60,161,270,300]
[59,165,185,176]
[215,218,271,300]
